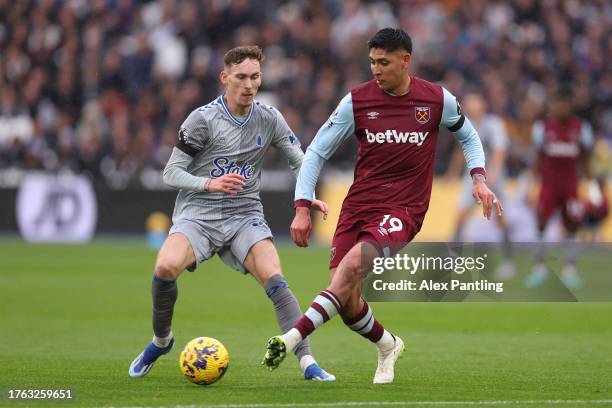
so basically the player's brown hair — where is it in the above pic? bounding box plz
[223,46,264,68]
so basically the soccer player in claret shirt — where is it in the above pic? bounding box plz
[128,46,335,381]
[524,90,593,289]
[262,28,503,383]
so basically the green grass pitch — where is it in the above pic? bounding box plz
[1,239,611,408]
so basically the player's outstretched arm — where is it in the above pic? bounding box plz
[291,93,355,247]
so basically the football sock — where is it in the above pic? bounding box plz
[299,354,316,372]
[264,274,311,361]
[451,227,461,243]
[564,234,579,265]
[534,231,546,264]
[343,301,393,350]
[502,226,513,259]
[376,330,396,351]
[153,332,173,348]
[152,275,177,339]
[290,289,342,344]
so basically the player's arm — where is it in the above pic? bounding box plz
[270,109,304,178]
[530,120,545,178]
[579,121,594,180]
[270,109,328,216]
[441,88,502,219]
[163,111,244,194]
[487,117,509,185]
[291,93,355,247]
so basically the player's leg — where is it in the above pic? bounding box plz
[152,233,197,341]
[559,196,583,289]
[525,189,554,288]
[492,214,516,279]
[264,242,397,372]
[451,207,471,243]
[488,183,515,279]
[337,269,404,384]
[242,239,335,381]
[129,232,196,377]
[268,242,375,352]
[264,211,410,378]
[452,179,477,242]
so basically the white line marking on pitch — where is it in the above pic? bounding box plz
[100,399,612,408]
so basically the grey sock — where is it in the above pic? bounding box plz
[264,274,311,361]
[564,234,579,265]
[502,227,513,258]
[152,275,178,338]
[535,231,546,264]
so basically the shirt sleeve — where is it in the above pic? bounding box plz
[580,121,594,149]
[295,93,355,202]
[307,93,355,160]
[176,109,210,156]
[489,116,509,150]
[440,87,486,175]
[532,121,545,148]
[162,147,209,191]
[270,108,304,178]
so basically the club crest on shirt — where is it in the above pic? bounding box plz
[415,106,430,124]
[179,127,189,143]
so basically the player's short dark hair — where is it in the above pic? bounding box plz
[367,28,412,54]
[223,46,264,68]
[556,87,573,101]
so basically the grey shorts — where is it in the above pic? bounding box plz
[169,212,273,274]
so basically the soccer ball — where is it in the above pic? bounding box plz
[179,337,229,385]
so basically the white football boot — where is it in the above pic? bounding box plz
[373,336,405,384]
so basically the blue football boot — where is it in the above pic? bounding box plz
[129,338,175,378]
[304,363,336,381]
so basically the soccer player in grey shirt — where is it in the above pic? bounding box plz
[129,46,335,381]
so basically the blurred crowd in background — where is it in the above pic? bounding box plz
[0,0,610,189]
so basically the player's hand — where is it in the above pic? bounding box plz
[291,207,312,247]
[311,199,329,220]
[472,174,503,219]
[206,174,245,195]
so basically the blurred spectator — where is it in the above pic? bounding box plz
[0,0,609,188]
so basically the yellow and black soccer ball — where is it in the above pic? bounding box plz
[179,337,229,385]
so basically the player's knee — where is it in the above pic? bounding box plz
[155,258,182,280]
[336,255,362,287]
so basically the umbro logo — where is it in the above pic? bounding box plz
[367,111,380,120]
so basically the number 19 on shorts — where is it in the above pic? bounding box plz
[378,214,403,236]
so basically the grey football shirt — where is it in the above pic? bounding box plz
[163,95,304,222]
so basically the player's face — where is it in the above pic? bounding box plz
[553,98,572,120]
[221,58,262,109]
[369,48,411,93]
